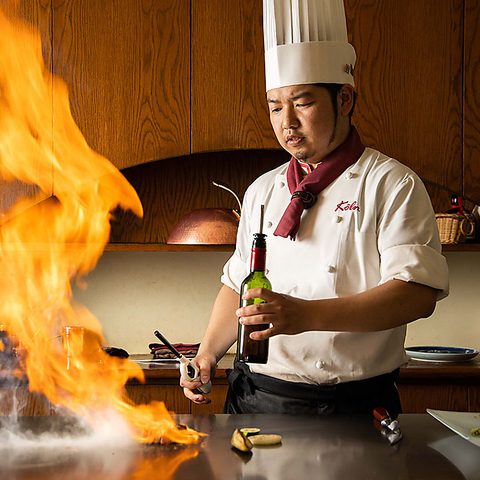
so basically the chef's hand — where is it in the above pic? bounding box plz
[180,352,216,404]
[236,288,310,340]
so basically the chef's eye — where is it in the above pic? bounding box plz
[296,102,313,108]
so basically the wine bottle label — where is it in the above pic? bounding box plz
[250,248,266,271]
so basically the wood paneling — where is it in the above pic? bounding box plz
[469,386,480,411]
[0,1,52,215]
[346,0,464,212]
[1,1,479,247]
[4,357,480,415]
[397,383,469,413]
[125,384,191,414]
[0,387,52,416]
[191,385,228,414]
[464,0,480,204]
[110,149,289,244]
[398,383,468,413]
[51,0,191,170]
[191,0,278,152]
[1,0,51,64]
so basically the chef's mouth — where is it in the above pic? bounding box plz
[286,135,304,146]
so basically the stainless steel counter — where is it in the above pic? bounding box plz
[1,414,479,479]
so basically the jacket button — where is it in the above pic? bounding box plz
[326,265,336,273]
[345,171,355,179]
[279,181,285,188]
[315,360,325,369]
[333,215,342,223]
[266,221,273,228]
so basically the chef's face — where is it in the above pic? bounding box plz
[267,84,353,166]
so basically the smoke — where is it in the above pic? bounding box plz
[0,409,138,480]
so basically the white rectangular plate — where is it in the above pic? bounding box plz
[427,409,480,448]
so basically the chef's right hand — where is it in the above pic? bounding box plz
[180,352,216,404]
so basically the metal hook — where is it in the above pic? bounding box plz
[212,180,242,214]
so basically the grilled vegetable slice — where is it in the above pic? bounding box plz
[231,428,253,452]
[249,434,282,446]
[240,427,261,436]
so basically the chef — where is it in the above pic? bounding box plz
[182,0,449,415]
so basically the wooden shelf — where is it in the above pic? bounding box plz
[105,243,235,252]
[104,243,480,253]
[441,243,480,252]
[15,240,477,253]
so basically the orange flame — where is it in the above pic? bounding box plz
[0,7,202,446]
[130,448,201,480]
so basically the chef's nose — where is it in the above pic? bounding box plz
[282,106,299,129]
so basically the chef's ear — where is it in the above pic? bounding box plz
[339,84,355,117]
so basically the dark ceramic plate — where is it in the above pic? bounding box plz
[405,346,479,362]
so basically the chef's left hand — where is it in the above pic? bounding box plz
[236,288,309,340]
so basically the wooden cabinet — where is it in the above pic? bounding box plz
[125,382,192,414]
[44,0,476,206]
[52,0,191,170]
[191,0,277,152]
[123,357,480,415]
[110,0,476,247]
[3,357,480,416]
[464,0,480,204]
[1,1,480,248]
[346,0,464,212]
[125,381,229,415]
[0,2,52,215]
[50,0,277,169]
[398,383,470,413]
[397,359,480,413]
[0,386,52,416]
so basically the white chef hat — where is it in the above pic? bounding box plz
[263,0,356,92]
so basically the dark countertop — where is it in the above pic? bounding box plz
[1,413,479,479]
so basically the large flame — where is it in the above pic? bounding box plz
[0,7,202,446]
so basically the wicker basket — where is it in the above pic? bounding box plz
[435,213,475,244]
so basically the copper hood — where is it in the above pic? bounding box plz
[167,182,241,245]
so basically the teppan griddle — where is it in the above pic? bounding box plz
[0,414,478,480]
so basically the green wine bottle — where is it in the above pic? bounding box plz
[236,206,271,364]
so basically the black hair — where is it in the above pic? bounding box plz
[315,83,356,122]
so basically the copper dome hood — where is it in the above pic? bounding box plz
[167,181,241,245]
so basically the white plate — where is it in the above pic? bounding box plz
[427,409,480,448]
[405,346,479,362]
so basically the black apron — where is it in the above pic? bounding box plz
[223,361,402,417]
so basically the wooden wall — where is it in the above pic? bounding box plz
[0,0,478,244]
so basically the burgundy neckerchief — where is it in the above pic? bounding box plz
[274,127,365,240]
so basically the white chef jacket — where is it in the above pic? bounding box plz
[221,147,449,385]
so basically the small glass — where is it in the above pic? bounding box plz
[61,325,102,369]
[62,325,85,358]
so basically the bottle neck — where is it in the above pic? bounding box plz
[250,247,266,272]
[450,195,468,214]
[250,233,267,272]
